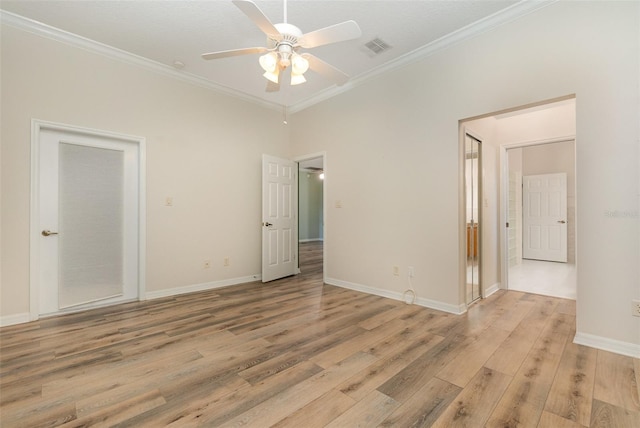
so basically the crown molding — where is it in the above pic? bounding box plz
[2,1,556,114]
[289,0,557,113]
[0,10,282,112]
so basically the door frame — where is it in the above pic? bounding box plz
[29,119,146,320]
[294,151,326,283]
[499,136,576,291]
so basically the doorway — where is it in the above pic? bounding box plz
[504,139,576,299]
[30,120,145,319]
[297,154,325,279]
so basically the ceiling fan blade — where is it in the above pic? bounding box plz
[201,47,268,60]
[299,20,362,49]
[232,0,281,40]
[302,53,350,86]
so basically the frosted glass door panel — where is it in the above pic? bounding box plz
[58,143,124,308]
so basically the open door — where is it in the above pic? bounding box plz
[262,154,297,282]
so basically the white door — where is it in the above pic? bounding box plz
[262,154,297,282]
[34,123,141,315]
[523,173,567,262]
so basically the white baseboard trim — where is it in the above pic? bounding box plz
[484,282,501,298]
[0,312,31,327]
[325,277,466,315]
[298,238,324,243]
[573,332,640,358]
[145,274,261,300]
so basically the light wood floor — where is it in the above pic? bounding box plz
[1,241,639,427]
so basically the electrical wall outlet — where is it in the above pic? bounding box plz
[224,257,230,267]
[203,260,211,269]
[408,266,415,278]
[393,266,400,276]
[632,300,640,317]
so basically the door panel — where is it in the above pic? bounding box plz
[523,173,567,262]
[58,143,125,308]
[262,155,297,282]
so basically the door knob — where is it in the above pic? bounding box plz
[263,222,273,227]
[42,230,59,236]
[557,220,566,224]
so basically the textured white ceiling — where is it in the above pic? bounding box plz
[1,0,534,110]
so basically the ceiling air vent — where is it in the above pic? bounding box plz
[364,37,391,56]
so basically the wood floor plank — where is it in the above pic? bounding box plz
[590,399,640,428]
[338,329,444,401]
[593,350,640,412]
[271,389,356,428]
[376,332,470,403]
[436,326,510,388]
[378,377,461,428]
[308,318,408,369]
[543,337,597,426]
[324,390,398,428]
[431,367,512,428]
[491,298,536,332]
[537,411,586,428]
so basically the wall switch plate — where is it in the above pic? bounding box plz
[632,300,640,317]
[393,266,400,276]
[224,257,230,267]
[408,266,415,278]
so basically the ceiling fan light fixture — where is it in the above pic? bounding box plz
[290,72,306,85]
[259,52,278,73]
[291,53,309,75]
[263,68,279,84]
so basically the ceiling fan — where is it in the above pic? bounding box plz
[201,0,362,92]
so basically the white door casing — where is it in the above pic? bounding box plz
[31,120,145,318]
[262,154,297,282]
[523,173,567,262]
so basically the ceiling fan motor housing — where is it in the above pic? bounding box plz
[272,23,303,67]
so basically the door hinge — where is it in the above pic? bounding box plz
[506,222,509,228]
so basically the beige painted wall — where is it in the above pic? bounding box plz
[290,1,639,346]
[1,25,289,317]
